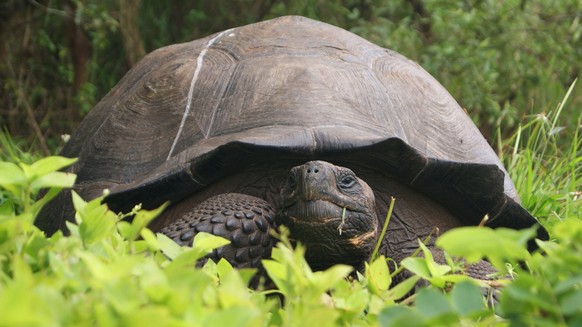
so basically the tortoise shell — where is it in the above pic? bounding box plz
[36,16,546,247]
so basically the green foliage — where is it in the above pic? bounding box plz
[379,282,497,326]
[0,154,76,219]
[436,226,536,272]
[499,80,581,226]
[499,219,582,325]
[0,156,272,326]
[0,140,580,326]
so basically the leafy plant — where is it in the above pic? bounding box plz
[499,219,582,325]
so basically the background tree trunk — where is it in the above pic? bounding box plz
[64,0,90,126]
[119,0,145,67]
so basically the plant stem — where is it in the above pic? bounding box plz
[371,196,395,261]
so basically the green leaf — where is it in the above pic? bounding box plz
[0,199,14,215]
[415,288,456,321]
[555,275,582,295]
[0,161,25,186]
[261,259,287,293]
[436,226,533,268]
[202,307,261,327]
[401,257,431,279]
[30,171,76,190]
[73,192,117,245]
[216,258,234,280]
[121,203,169,241]
[71,191,87,221]
[385,275,420,301]
[140,228,159,252]
[501,274,558,313]
[378,306,426,327]
[157,233,183,260]
[163,233,227,272]
[450,281,489,317]
[418,242,451,277]
[312,264,353,293]
[366,256,391,294]
[560,290,582,315]
[343,288,369,313]
[27,156,77,180]
[192,232,230,253]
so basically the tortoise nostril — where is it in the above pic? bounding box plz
[306,167,319,174]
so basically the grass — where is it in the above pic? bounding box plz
[498,79,581,228]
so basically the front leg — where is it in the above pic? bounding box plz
[160,193,277,270]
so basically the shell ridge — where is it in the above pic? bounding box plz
[167,28,234,160]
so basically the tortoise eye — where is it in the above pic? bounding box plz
[338,174,356,189]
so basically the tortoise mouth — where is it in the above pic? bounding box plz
[277,199,378,271]
[280,199,346,226]
[277,199,375,240]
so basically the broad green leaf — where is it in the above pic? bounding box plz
[301,307,340,327]
[560,290,582,315]
[73,192,117,245]
[138,262,170,303]
[218,271,251,307]
[140,228,160,252]
[343,288,369,313]
[312,264,353,293]
[192,232,230,253]
[418,242,451,277]
[0,161,25,186]
[202,307,261,327]
[122,202,169,241]
[401,257,431,279]
[436,227,533,266]
[366,256,391,294]
[415,288,456,321]
[157,233,183,260]
[119,306,175,327]
[385,275,420,301]
[165,241,217,272]
[117,221,133,240]
[555,275,582,295]
[0,199,14,216]
[79,251,108,280]
[378,306,425,327]
[216,257,234,280]
[94,303,118,327]
[261,259,286,287]
[450,281,489,317]
[27,156,77,180]
[501,275,558,313]
[237,268,258,286]
[72,191,87,220]
[261,251,295,297]
[30,171,76,190]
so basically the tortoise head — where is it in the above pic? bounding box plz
[277,160,379,270]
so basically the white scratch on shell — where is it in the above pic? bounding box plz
[166,29,233,161]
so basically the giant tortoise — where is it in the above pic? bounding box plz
[36,16,547,279]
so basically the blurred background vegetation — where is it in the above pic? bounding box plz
[0,0,580,155]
